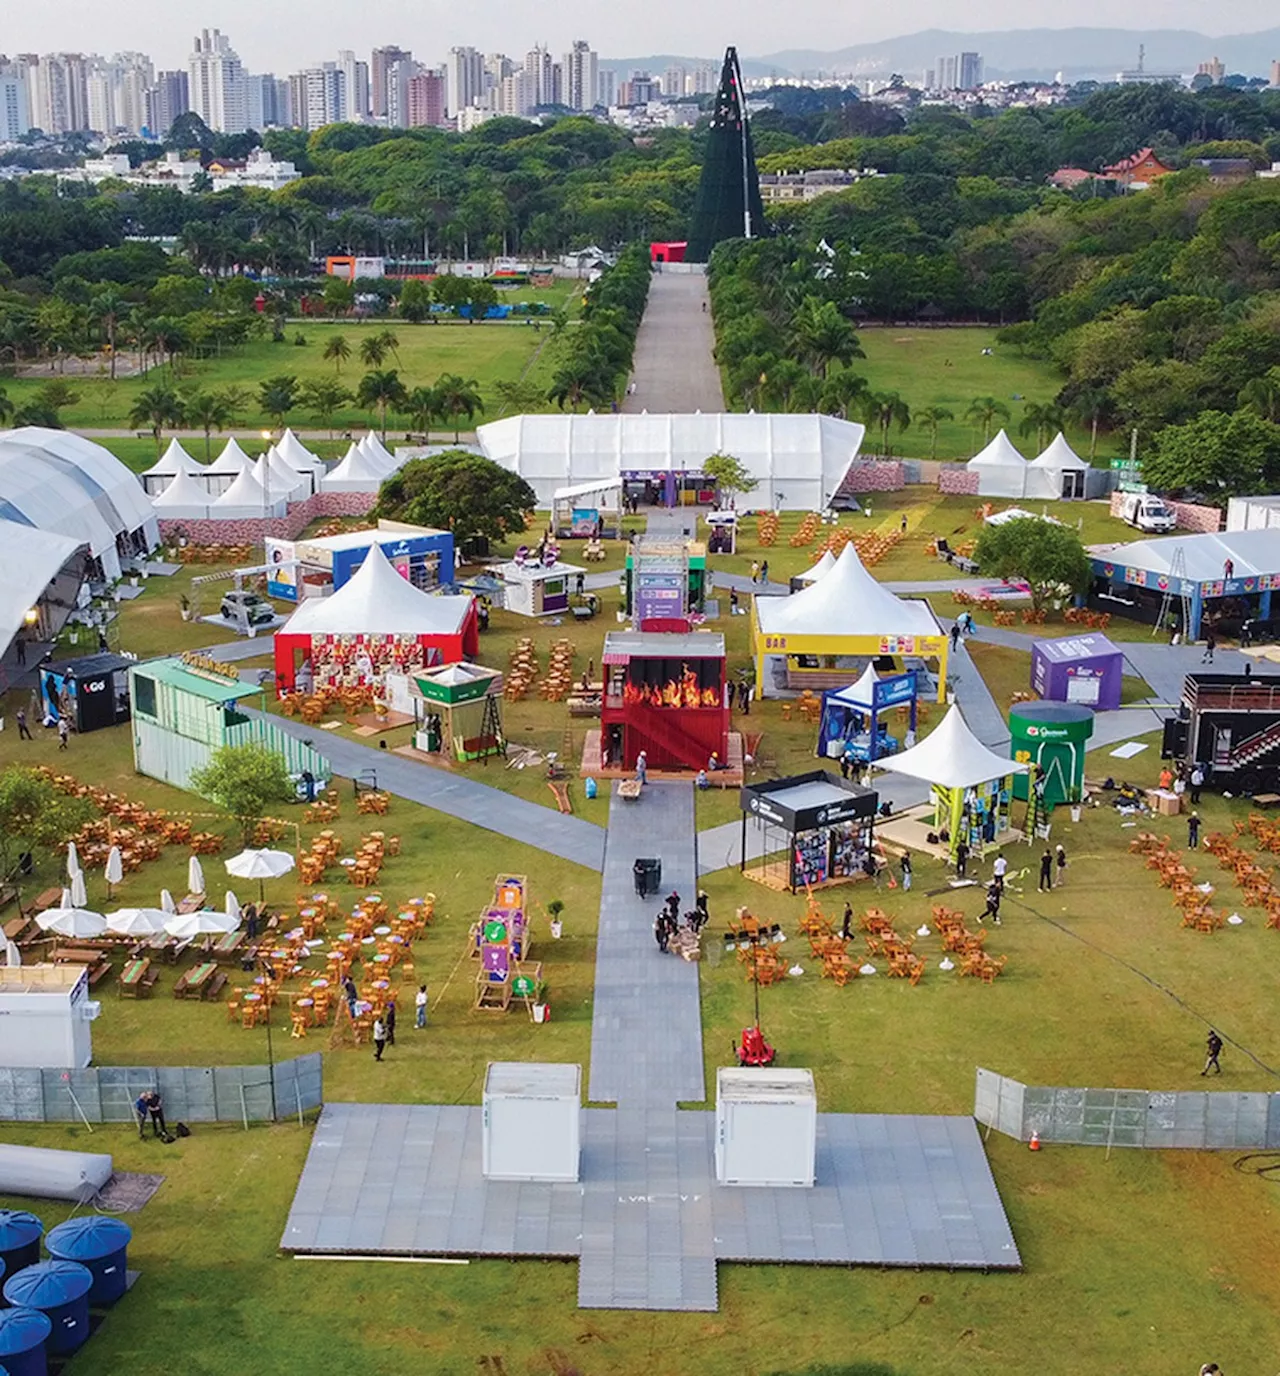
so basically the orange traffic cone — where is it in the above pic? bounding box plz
[1028,1131,1041,1151]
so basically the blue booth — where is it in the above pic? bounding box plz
[266,524,455,603]
[45,1217,132,1307]
[3,1261,94,1356]
[0,1307,51,1376]
[816,665,918,765]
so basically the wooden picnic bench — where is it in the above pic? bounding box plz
[173,961,218,999]
[118,957,151,998]
[205,970,229,1001]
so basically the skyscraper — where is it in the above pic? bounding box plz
[448,46,484,117]
[406,70,446,127]
[371,45,411,119]
[86,57,117,134]
[301,63,345,131]
[33,54,90,134]
[337,50,369,120]
[385,57,418,128]
[959,52,984,89]
[686,48,765,263]
[0,67,29,140]
[188,29,246,133]
[523,46,553,107]
[146,69,189,137]
[564,40,598,111]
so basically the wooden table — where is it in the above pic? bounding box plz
[118,957,151,998]
[52,946,107,965]
[1252,793,1280,808]
[174,961,217,998]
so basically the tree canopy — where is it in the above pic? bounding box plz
[973,517,1091,612]
[189,743,297,844]
[374,450,536,543]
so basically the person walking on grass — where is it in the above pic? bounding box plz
[384,1000,396,1046]
[1039,846,1053,893]
[1055,843,1068,887]
[372,1015,387,1061]
[57,714,69,750]
[992,853,1008,889]
[15,707,31,741]
[1190,763,1205,804]
[980,881,1002,926]
[1201,1029,1223,1076]
[1188,812,1201,849]
[955,837,969,879]
[343,975,358,1021]
[900,852,912,891]
[415,984,428,1029]
[841,901,853,941]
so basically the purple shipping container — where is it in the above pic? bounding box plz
[1030,633,1124,711]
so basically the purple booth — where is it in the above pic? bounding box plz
[1031,633,1124,711]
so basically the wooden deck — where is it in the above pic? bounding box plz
[580,729,745,788]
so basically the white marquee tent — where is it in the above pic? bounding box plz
[359,433,399,474]
[211,464,285,518]
[796,549,837,584]
[872,703,1028,790]
[150,467,215,519]
[204,437,253,495]
[139,438,203,495]
[322,443,388,492]
[477,412,868,510]
[965,429,1029,499]
[0,522,88,659]
[1025,432,1090,500]
[257,450,308,501]
[276,428,324,474]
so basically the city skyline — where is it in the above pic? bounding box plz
[4,4,1280,72]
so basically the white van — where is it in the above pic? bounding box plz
[1119,493,1176,533]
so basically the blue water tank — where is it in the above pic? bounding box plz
[44,1217,132,1306]
[2,1261,93,1355]
[0,1307,51,1376]
[0,1213,43,1280]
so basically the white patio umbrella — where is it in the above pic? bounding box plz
[160,889,176,914]
[188,855,206,896]
[60,886,72,909]
[164,909,239,940]
[225,848,296,902]
[104,846,124,895]
[37,907,107,940]
[224,890,242,921]
[105,907,170,937]
[66,841,82,879]
[70,870,88,908]
[3,939,19,967]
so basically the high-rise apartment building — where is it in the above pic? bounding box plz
[86,58,116,134]
[934,51,983,89]
[617,72,658,106]
[598,69,616,107]
[115,53,154,135]
[959,52,983,89]
[663,65,687,98]
[299,62,345,130]
[523,46,554,107]
[564,40,598,111]
[0,67,30,140]
[337,50,368,120]
[448,45,484,116]
[1196,56,1226,84]
[496,69,532,117]
[146,70,189,137]
[371,45,411,119]
[189,29,246,133]
[287,74,308,129]
[385,57,418,127]
[406,69,446,127]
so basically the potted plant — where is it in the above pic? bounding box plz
[1068,787,1083,823]
[547,899,564,939]
[532,980,550,1024]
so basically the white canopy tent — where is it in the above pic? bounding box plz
[829,662,880,709]
[1091,529,1280,584]
[796,549,837,584]
[359,433,400,474]
[965,430,1029,499]
[149,467,215,520]
[276,428,324,474]
[211,464,285,518]
[0,523,87,659]
[477,412,868,511]
[139,438,203,495]
[322,444,389,492]
[1025,432,1090,500]
[258,449,308,501]
[873,703,1028,790]
[204,437,253,495]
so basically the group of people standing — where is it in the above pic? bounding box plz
[653,889,709,953]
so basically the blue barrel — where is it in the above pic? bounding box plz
[2,1262,92,1356]
[0,1214,42,1281]
[0,1307,51,1376]
[44,1218,132,1307]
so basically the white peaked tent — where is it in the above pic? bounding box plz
[277,542,472,638]
[834,662,880,709]
[965,429,1029,499]
[322,443,390,492]
[796,549,837,584]
[873,703,1028,791]
[149,467,213,519]
[277,428,323,472]
[359,433,399,475]
[257,450,308,501]
[204,438,253,495]
[1025,432,1090,500]
[753,544,946,698]
[212,463,286,518]
[140,438,204,495]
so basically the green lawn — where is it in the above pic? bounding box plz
[852,327,1119,464]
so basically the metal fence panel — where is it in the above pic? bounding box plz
[1268,1094,1280,1149]
[98,1066,158,1122]
[0,1068,46,1121]
[157,1066,219,1122]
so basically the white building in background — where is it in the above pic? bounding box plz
[448,45,484,117]
[524,46,554,107]
[212,147,299,190]
[0,68,29,140]
[189,28,246,133]
[457,105,494,132]
[496,69,533,117]
[337,50,369,120]
[300,62,345,129]
[33,53,90,133]
[564,40,598,110]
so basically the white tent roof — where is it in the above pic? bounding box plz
[141,438,201,478]
[756,544,941,639]
[0,520,86,657]
[966,429,1028,499]
[828,663,881,709]
[207,437,253,474]
[150,468,212,514]
[872,704,1029,789]
[322,444,388,491]
[212,464,270,509]
[257,450,307,498]
[278,542,472,637]
[477,412,867,512]
[0,428,159,580]
[797,549,837,583]
[1030,432,1089,471]
[359,433,398,473]
[967,429,1027,470]
[277,428,324,473]
[1091,529,1280,583]
[553,478,624,502]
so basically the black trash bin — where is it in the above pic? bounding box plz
[633,858,661,898]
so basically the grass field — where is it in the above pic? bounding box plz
[851,328,1119,464]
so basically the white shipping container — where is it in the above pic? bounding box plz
[482,1062,581,1182]
[0,964,99,1069]
[716,1066,817,1187]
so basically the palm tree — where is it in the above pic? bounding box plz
[790,298,865,379]
[323,334,351,375]
[431,373,483,441]
[358,335,388,368]
[90,287,127,381]
[1017,401,1064,453]
[376,330,402,366]
[915,405,955,460]
[299,380,353,438]
[818,369,869,420]
[405,385,439,439]
[493,378,548,416]
[356,368,408,439]
[0,386,13,428]
[183,389,234,460]
[1239,369,1280,424]
[547,356,612,413]
[964,396,1012,445]
[860,391,912,457]
[128,384,186,453]
[1066,386,1113,461]
[258,375,299,430]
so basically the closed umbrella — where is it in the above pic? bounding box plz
[225,848,295,902]
[66,841,82,879]
[3,938,19,966]
[164,910,239,940]
[188,855,205,896]
[37,907,106,940]
[224,890,241,921]
[104,846,123,896]
[70,869,88,908]
[160,889,176,914]
[61,886,72,909]
[105,907,170,937]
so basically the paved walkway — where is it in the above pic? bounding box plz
[250,710,606,872]
[625,273,725,414]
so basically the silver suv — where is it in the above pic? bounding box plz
[220,590,275,626]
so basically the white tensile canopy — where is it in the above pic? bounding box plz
[359,433,399,474]
[258,449,308,500]
[1024,432,1090,500]
[278,542,472,637]
[149,467,213,518]
[204,437,253,495]
[323,443,390,492]
[827,662,881,710]
[872,704,1029,789]
[477,412,868,511]
[966,429,1029,499]
[0,523,86,660]
[276,428,324,473]
[212,464,287,518]
[756,544,941,639]
[140,438,203,494]
[796,549,837,584]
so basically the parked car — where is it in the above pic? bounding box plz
[220,590,275,626]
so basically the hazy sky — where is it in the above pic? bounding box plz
[5,0,1276,68]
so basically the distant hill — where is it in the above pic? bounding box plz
[752,27,1280,82]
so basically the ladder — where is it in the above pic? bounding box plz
[1153,544,1193,641]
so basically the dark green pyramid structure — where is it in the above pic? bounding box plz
[686,46,767,263]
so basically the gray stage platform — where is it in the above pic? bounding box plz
[280,1102,1020,1304]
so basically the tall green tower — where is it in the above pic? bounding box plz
[686,46,766,263]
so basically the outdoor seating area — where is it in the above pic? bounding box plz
[1132,832,1228,933]
[298,830,399,887]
